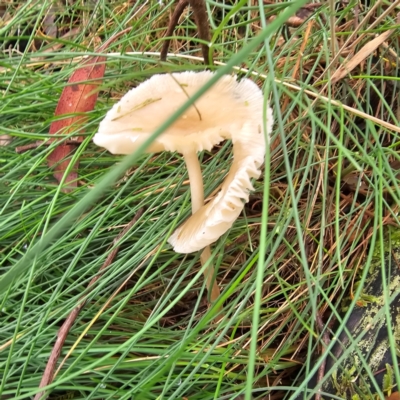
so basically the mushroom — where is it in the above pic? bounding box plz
[93,71,273,303]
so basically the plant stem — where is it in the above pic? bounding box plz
[200,246,221,303]
[183,151,221,304]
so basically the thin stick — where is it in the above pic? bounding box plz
[15,140,82,154]
[189,0,212,66]
[160,0,189,62]
[34,209,144,400]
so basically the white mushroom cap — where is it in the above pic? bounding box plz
[93,71,273,253]
[93,71,267,155]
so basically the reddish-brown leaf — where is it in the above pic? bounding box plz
[47,56,105,191]
[47,28,132,192]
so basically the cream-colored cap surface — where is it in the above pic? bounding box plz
[93,71,267,154]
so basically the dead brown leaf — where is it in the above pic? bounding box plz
[47,27,132,192]
[47,55,106,192]
[331,13,400,83]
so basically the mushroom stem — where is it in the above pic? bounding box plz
[184,150,204,213]
[183,151,221,304]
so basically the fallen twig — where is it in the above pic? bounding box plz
[15,140,82,154]
[45,27,132,192]
[160,0,189,62]
[160,0,212,65]
[34,208,144,400]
